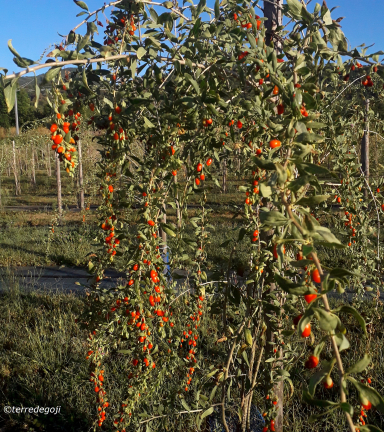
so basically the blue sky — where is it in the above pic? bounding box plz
[0,0,383,78]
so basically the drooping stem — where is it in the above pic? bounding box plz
[223,245,236,332]
[281,195,355,432]
[221,319,246,432]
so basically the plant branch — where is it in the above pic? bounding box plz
[1,55,206,82]
[281,194,355,432]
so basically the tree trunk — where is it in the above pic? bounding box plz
[78,140,85,210]
[56,153,62,216]
[264,0,283,50]
[361,99,369,201]
[263,2,284,430]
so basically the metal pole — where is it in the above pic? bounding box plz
[14,89,19,136]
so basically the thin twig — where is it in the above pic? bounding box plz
[325,75,366,109]
[67,0,123,41]
[139,403,224,424]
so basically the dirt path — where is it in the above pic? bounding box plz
[0,265,379,304]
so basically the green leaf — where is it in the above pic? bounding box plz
[290,259,313,268]
[274,274,315,295]
[296,195,329,207]
[275,163,287,187]
[346,354,371,375]
[303,390,338,408]
[359,426,384,432]
[163,1,174,8]
[42,67,62,85]
[3,78,19,112]
[248,33,257,50]
[238,227,247,241]
[302,92,317,110]
[298,307,316,337]
[161,223,176,237]
[340,402,354,416]
[130,58,137,79]
[294,132,324,144]
[77,34,90,53]
[7,40,22,59]
[68,31,76,44]
[286,0,303,18]
[206,369,219,378]
[74,0,89,11]
[8,40,35,67]
[334,333,350,352]
[209,386,217,402]
[322,9,332,25]
[242,350,250,367]
[87,22,98,35]
[305,121,327,129]
[252,157,276,170]
[214,0,220,19]
[143,116,156,128]
[244,328,253,346]
[296,163,330,175]
[313,226,344,248]
[332,305,366,335]
[185,74,200,95]
[13,57,35,68]
[308,358,335,396]
[82,67,94,94]
[259,182,273,198]
[180,398,191,412]
[313,308,339,332]
[136,47,146,60]
[34,73,40,109]
[201,407,214,419]
[329,268,359,278]
[348,377,384,414]
[260,210,288,226]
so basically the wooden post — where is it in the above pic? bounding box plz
[56,152,62,216]
[78,140,85,210]
[12,141,20,195]
[76,168,80,208]
[361,99,370,201]
[47,142,52,177]
[222,159,227,193]
[31,148,36,187]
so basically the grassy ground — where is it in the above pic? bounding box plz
[1,273,384,432]
[0,166,348,269]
